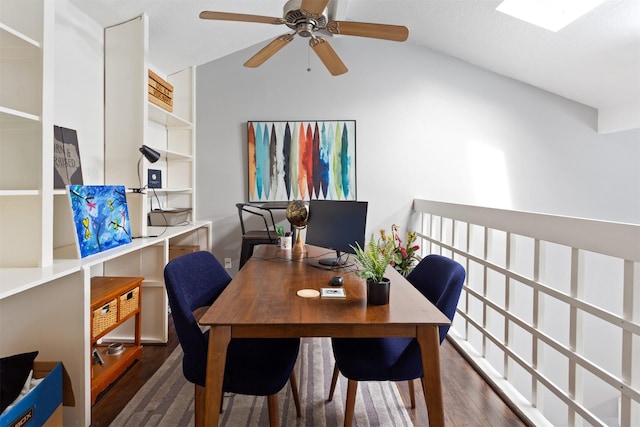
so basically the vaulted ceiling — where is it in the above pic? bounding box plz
[69,0,640,132]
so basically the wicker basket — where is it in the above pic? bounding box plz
[119,287,140,320]
[92,299,117,338]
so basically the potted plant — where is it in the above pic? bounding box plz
[382,224,420,277]
[351,232,395,305]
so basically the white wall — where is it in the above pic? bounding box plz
[54,0,104,185]
[196,36,640,270]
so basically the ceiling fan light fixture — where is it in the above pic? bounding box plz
[296,21,317,37]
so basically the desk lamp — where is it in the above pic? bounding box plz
[132,145,160,193]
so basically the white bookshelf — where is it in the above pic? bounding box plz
[0,6,204,426]
[104,14,195,239]
[0,0,53,268]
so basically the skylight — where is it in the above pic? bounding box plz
[496,0,608,32]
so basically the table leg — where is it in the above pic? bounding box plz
[417,325,445,427]
[203,326,231,426]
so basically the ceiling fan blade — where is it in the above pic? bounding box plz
[300,0,330,16]
[310,37,348,76]
[327,21,409,42]
[244,34,295,68]
[199,11,283,25]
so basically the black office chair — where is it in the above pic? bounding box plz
[164,251,301,426]
[328,254,466,426]
[236,203,279,268]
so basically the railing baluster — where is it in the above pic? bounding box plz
[532,238,544,413]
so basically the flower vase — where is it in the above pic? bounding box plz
[367,277,390,305]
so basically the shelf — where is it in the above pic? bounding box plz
[0,106,40,123]
[91,343,143,404]
[1,222,211,301]
[154,147,192,160]
[0,189,40,196]
[148,187,193,193]
[0,260,81,300]
[148,102,192,128]
[141,279,165,288]
[0,22,40,49]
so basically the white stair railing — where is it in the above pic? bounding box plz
[412,199,640,427]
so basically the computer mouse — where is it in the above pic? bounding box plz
[329,276,344,286]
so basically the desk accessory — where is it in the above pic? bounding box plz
[329,276,344,286]
[296,289,320,298]
[106,342,124,356]
[147,169,162,188]
[92,347,104,366]
[321,288,346,298]
[148,208,191,226]
[286,200,309,257]
[280,234,292,249]
[133,145,160,193]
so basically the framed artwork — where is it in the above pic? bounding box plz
[247,120,356,202]
[54,125,83,189]
[68,185,132,258]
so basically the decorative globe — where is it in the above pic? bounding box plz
[286,200,309,230]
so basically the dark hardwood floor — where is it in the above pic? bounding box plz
[91,317,529,426]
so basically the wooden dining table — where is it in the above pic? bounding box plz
[198,244,451,426]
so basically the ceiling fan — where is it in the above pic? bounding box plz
[199,0,409,76]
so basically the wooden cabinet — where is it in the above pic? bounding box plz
[90,276,143,404]
[104,14,195,239]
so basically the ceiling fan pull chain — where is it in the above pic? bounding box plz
[307,43,312,72]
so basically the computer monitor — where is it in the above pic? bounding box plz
[305,200,368,266]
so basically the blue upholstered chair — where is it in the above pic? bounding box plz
[328,254,466,426]
[164,251,301,426]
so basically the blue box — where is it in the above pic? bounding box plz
[0,362,74,427]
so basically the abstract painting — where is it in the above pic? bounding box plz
[247,120,356,202]
[68,185,132,258]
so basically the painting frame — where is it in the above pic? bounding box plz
[67,185,132,258]
[247,120,356,202]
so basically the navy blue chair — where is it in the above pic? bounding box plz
[328,254,466,426]
[164,251,301,426]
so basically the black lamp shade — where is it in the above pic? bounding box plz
[139,145,160,163]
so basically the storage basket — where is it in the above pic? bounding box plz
[92,299,117,338]
[119,287,140,319]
